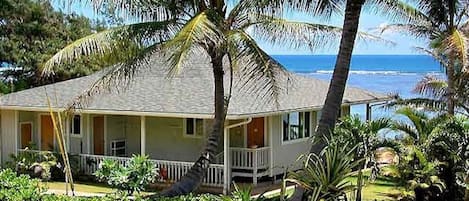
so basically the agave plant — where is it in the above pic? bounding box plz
[286,138,359,201]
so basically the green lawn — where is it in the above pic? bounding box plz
[41,181,114,194]
[347,176,402,201]
[265,176,402,201]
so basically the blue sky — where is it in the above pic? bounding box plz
[54,2,428,55]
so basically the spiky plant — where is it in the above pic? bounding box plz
[286,138,359,201]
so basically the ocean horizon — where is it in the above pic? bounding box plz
[272,55,444,136]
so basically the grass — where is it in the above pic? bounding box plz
[265,175,402,201]
[41,181,114,194]
[347,175,402,201]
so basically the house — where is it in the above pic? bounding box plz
[0,54,389,193]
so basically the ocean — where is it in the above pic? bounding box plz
[272,55,444,126]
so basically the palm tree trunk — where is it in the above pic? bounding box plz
[314,0,365,143]
[289,1,365,201]
[447,59,456,116]
[161,52,226,196]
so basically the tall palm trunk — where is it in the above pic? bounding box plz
[289,1,366,200]
[447,57,456,116]
[162,51,226,196]
[314,0,365,142]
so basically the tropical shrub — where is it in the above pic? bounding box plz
[425,116,469,200]
[8,148,58,181]
[0,168,46,201]
[94,154,158,194]
[287,137,358,201]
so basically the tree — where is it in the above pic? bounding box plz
[286,0,422,142]
[334,115,391,201]
[0,0,108,93]
[389,71,469,116]
[381,0,469,116]
[43,0,345,196]
[392,107,446,146]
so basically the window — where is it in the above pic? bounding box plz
[184,118,204,137]
[70,115,81,136]
[282,112,311,142]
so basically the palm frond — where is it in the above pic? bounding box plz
[227,29,286,107]
[365,0,430,24]
[63,0,190,22]
[246,15,343,51]
[163,11,224,76]
[389,98,447,112]
[414,75,448,98]
[65,44,159,111]
[379,23,434,38]
[42,21,178,76]
[392,121,420,142]
[440,29,469,72]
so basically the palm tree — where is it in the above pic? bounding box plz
[43,0,346,196]
[389,71,469,116]
[275,0,423,140]
[392,107,446,146]
[381,0,469,116]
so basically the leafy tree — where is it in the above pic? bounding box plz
[43,0,345,196]
[425,116,469,200]
[392,107,446,146]
[390,72,469,116]
[0,0,108,93]
[381,0,469,116]
[334,115,391,200]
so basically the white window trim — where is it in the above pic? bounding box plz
[70,114,83,138]
[281,112,312,145]
[182,118,204,138]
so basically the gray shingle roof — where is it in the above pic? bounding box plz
[0,54,390,118]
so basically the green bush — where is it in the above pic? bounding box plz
[94,154,158,194]
[8,149,58,181]
[0,168,46,201]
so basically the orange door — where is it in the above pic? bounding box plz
[247,117,264,148]
[40,115,54,151]
[20,123,32,148]
[93,116,105,155]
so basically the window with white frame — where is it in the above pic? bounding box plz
[184,118,204,137]
[282,112,311,142]
[70,115,82,136]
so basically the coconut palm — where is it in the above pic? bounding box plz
[389,72,469,116]
[392,107,447,146]
[43,0,351,196]
[381,0,469,116]
[276,0,424,139]
[334,115,391,200]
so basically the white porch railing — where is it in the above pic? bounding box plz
[17,150,223,187]
[230,147,270,170]
[78,154,224,187]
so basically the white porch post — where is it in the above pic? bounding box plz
[140,116,146,155]
[223,127,230,195]
[366,103,372,121]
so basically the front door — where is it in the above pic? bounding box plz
[93,116,105,155]
[40,115,54,151]
[20,123,32,148]
[247,117,264,148]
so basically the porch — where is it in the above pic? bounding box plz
[17,146,271,189]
